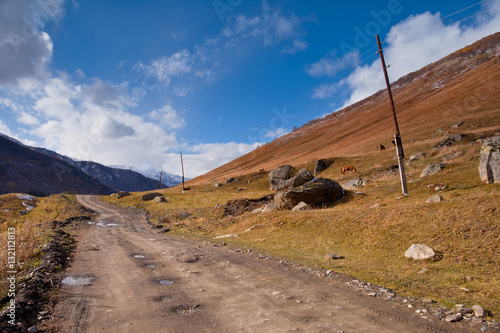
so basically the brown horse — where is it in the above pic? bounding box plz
[341,165,357,175]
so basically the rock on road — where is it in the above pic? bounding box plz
[46,195,472,332]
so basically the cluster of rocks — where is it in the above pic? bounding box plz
[269,165,345,210]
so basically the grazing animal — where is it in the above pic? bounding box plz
[380,144,385,151]
[341,165,357,175]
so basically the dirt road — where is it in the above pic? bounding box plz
[46,195,472,332]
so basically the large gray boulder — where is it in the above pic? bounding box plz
[314,159,333,176]
[479,136,500,184]
[274,178,344,210]
[269,166,314,191]
[268,165,293,190]
[420,163,448,178]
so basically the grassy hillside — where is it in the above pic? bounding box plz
[187,33,500,186]
[104,34,500,317]
[106,136,500,316]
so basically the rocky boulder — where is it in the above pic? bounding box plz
[117,191,130,199]
[342,179,370,190]
[274,178,344,210]
[142,192,162,201]
[433,134,466,149]
[268,165,293,190]
[314,159,333,176]
[420,163,448,177]
[153,196,168,203]
[479,136,500,184]
[269,167,314,191]
[426,195,446,203]
[404,244,435,260]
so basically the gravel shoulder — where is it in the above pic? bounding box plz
[42,195,476,332]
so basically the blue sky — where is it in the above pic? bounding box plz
[1,0,499,177]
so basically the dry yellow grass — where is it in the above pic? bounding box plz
[0,194,94,303]
[106,139,500,317]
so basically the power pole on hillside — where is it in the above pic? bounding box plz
[180,153,189,191]
[376,34,409,195]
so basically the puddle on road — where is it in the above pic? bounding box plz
[88,221,121,227]
[132,254,146,259]
[158,280,174,285]
[61,276,94,286]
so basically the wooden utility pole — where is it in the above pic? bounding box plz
[180,152,185,191]
[158,170,163,189]
[376,34,408,195]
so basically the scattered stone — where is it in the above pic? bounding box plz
[27,325,39,333]
[215,203,222,209]
[405,244,435,260]
[471,318,485,326]
[417,268,429,274]
[117,191,130,199]
[252,208,263,214]
[213,234,238,239]
[456,305,473,314]
[142,192,162,201]
[479,136,500,184]
[325,254,344,260]
[289,169,315,187]
[314,159,333,176]
[274,178,344,210]
[473,305,485,318]
[426,195,446,203]
[224,194,274,216]
[225,177,235,184]
[445,313,462,322]
[442,151,462,162]
[428,183,448,191]
[406,152,426,165]
[368,292,377,297]
[433,134,466,149]
[153,196,167,203]
[451,121,464,128]
[342,178,370,190]
[420,163,448,177]
[292,201,309,211]
[215,183,223,188]
[369,203,381,208]
[262,202,277,213]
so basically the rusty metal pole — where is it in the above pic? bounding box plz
[376,35,408,195]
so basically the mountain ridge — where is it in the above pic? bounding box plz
[186,32,500,185]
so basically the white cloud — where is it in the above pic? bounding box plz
[306,51,360,78]
[263,127,289,139]
[0,0,65,88]
[149,104,186,130]
[163,142,260,178]
[18,111,40,126]
[135,50,193,86]
[221,2,307,51]
[309,1,500,108]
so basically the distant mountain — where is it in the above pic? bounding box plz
[0,135,114,196]
[74,161,163,192]
[120,166,184,188]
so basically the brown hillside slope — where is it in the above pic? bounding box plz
[189,33,500,185]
